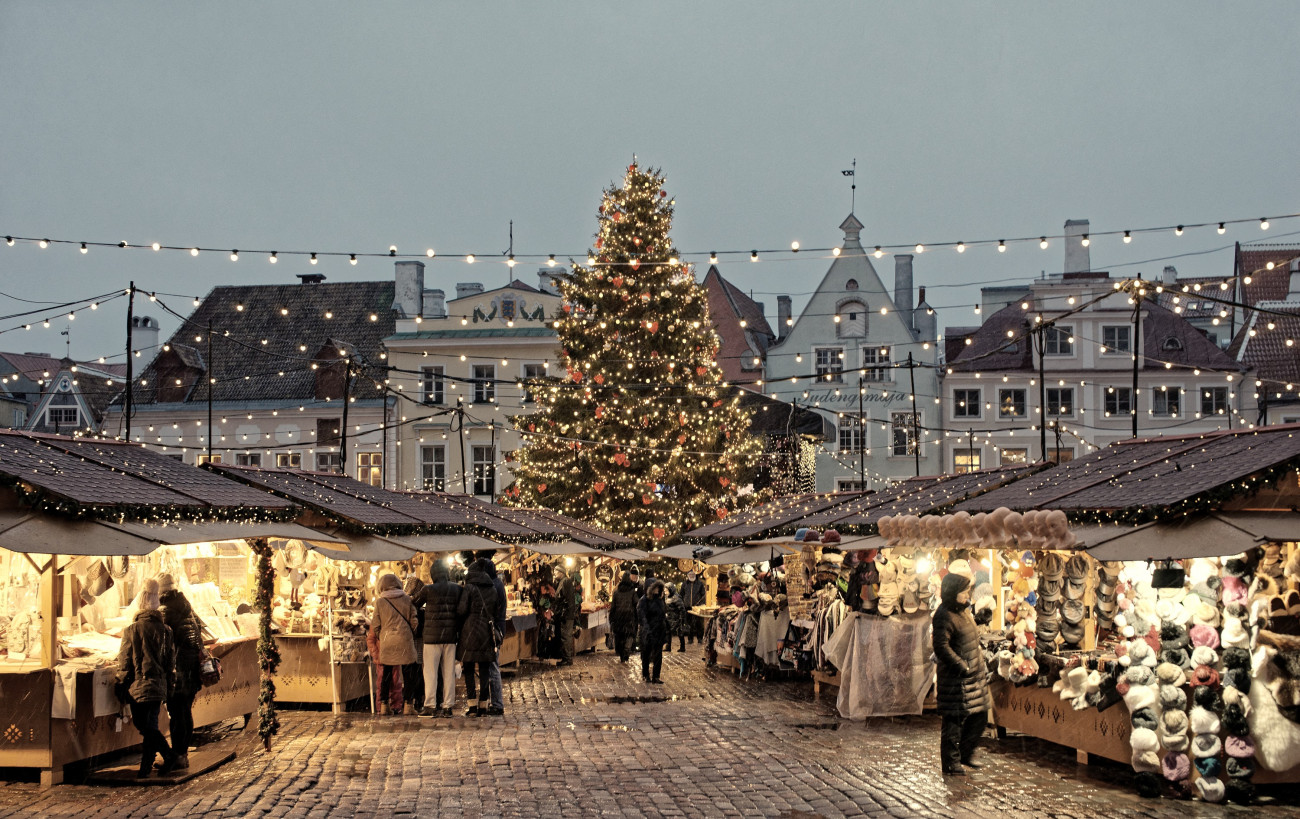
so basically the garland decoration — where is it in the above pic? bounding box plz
[250,537,281,750]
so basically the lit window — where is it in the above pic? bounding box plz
[421,445,446,491]
[999,389,1026,418]
[358,452,383,486]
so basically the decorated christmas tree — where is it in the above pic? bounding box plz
[505,163,761,547]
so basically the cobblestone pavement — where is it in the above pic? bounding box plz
[3,649,1300,818]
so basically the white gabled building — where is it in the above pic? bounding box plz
[761,214,941,491]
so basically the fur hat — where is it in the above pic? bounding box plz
[1222,710,1250,738]
[1221,686,1249,716]
[1224,735,1255,759]
[1222,554,1250,577]
[1192,685,1223,712]
[1130,707,1159,731]
[1134,771,1163,799]
[1191,732,1222,758]
[1194,775,1225,803]
[1156,662,1187,687]
[1125,665,1156,687]
[1132,749,1162,774]
[1161,622,1190,649]
[1161,648,1191,670]
[946,559,974,581]
[1191,646,1219,669]
[1224,777,1255,806]
[1188,624,1220,649]
[1161,751,1191,782]
[1222,667,1251,694]
[1190,665,1221,688]
[1191,600,1221,628]
[1159,685,1187,712]
[1190,706,1221,735]
[1225,757,1254,779]
[1126,640,1158,668]
[1159,708,1190,744]
[1123,683,1158,713]
[1221,575,1248,605]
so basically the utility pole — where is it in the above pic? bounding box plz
[206,320,213,464]
[968,428,975,473]
[907,353,920,477]
[458,399,469,494]
[125,282,135,441]
[1132,288,1142,439]
[339,358,352,476]
[1035,323,1047,462]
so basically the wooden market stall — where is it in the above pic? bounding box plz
[0,431,336,786]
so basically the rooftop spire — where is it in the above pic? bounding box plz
[839,213,865,245]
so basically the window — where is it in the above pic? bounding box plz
[1044,325,1074,356]
[845,279,858,291]
[862,346,891,382]
[196,453,222,465]
[46,407,79,427]
[421,445,446,490]
[276,452,302,468]
[472,364,496,403]
[421,366,445,405]
[836,300,867,338]
[1201,386,1229,416]
[999,389,1026,418]
[522,363,547,403]
[836,479,867,491]
[1049,446,1075,463]
[315,452,340,471]
[814,348,843,382]
[316,418,341,447]
[472,445,495,496]
[953,388,981,418]
[1104,387,1133,417]
[890,411,920,457]
[235,453,262,467]
[13,409,25,426]
[838,415,863,452]
[954,450,982,474]
[1153,387,1182,417]
[1000,448,1029,466]
[357,452,383,486]
[1046,387,1074,416]
[1102,326,1132,354]
[1162,337,1184,351]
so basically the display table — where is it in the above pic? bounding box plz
[575,607,610,653]
[0,637,258,786]
[272,635,369,709]
[499,613,538,669]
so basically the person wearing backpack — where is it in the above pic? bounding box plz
[556,566,583,667]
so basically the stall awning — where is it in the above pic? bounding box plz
[702,542,801,566]
[745,534,887,550]
[520,541,607,557]
[1083,512,1300,561]
[0,512,345,556]
[309,533,421,562]
[649,543,712,560]
[603,548,651,561]
[387,532,503,554]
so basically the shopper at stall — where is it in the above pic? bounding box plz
[665,582,688,653]
[611,572,640,663]
[158,573,204,770]
[638,579,668,683]
[413,562,462,717]
[475,550,508,717]
[932,571,991,776]
[401,574,426,713]
[115,577,180,778]
[372,572,419,715]
[556,566,582,667]
[680,570,706,645]
[458,558,502,717]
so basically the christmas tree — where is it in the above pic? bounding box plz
[506,163,761,547]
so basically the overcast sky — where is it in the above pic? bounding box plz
[3,1,1298,363]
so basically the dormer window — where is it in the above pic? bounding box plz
[845,279,859,291]
[1162,337,1183,351]
[836,299,868,338]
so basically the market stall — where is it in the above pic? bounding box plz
[0,431,329,785]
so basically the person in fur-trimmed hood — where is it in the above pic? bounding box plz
[932,571,991,776]
[638,580,668,683]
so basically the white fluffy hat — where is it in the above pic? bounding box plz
[1131,726,1160,753]
[1123,684,1158,713]
[1189,706,1220,736]
[1221,617,1249,649]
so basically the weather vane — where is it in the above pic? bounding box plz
[841,159,856,213]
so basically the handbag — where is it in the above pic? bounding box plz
[199,648,223,687]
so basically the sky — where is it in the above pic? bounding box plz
[2,1,1298,364]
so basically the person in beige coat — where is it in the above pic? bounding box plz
[372,573,419,714]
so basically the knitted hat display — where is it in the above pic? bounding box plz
[1224,777,1255,806]
[1125,665,1156,686]
[1130,707,1159,731]
[1221,710,1250,738]
[1190,665,1221,688]
[1191,733,1222,758]
[1190,645,1219,668]
[1222,554,1250,577]
[1131,728,1162,773]
[1158,710,1190,751]
[1221,617,1249,649]
[1160,648,1191,670]
[1192,685,1223,712]
[1191,600,1221,628]
[1194,756,1221,778]
[1156,662,1187,687]
[1161,750,1191,782]
[1125,640,1158,668]
[1159,685,1188,712]
[1194,775,1226,803]
[1188,624,1220,649]
[1221,575,1248,605]
[1224,735,1256,759]
[1189,706,1221,736]
[1222,667,1251,694]
[1123,684,1158,713]
[1221,690,1249,718]
[1225,757,1255,779]
[1221,646,1251,670]
[1160,622,1190,649]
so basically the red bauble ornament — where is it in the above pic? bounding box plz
[595,237,603,248]
[629,259,640,270]
[660,191,667,198]
[612,212,622,222]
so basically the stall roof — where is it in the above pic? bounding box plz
[0,511,341,556]
[682,491,870,542]
[514,507,635,549]
[701,542,802,565]
[401,492,551,539]
[0,430,295,515]
[520,541,607,557]
[211,465,443,528]
[954,426,1300,516]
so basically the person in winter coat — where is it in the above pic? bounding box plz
[476,551,508,715]
[115,577,179,778]
[932,571,991,775]
[457,559,501,717]
[638,580,669,683]
[664,583,688,653]
[158,573,204,770]
[556,567,582,667]
[401,575,426,711]
[372,573,419,715]
[610,573,640,663]
[679,571,706,644]
[412,562,462,717]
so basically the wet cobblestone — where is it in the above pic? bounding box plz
[2,649,1300,817]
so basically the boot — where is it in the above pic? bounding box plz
[377,702,390,715]
[402,703,415,716]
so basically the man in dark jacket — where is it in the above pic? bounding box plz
[610,573,640,662]
[932,571,991,776]
[412,562,462,717]
[638,580,668,683]
[556,567,582,667]
[159,574,204,770]
[457,559,501,717]
[476,551,508,715]
[116,578,179,778]
[679,571,706,645]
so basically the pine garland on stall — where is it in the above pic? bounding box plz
[505,163,762,548]
[251,538,281,749]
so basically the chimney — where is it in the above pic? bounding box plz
[296,273,326,285]
[1064,219,1090,274]
[913,287,937,344]
[537,269,561,295]
[1162,265,1178,286]
[894,254,914,329]
[777,295,792,341]
[393,261,425,318]
[1289,258,1300,299]
[131,315,160,358]
[423,289,447,319]
[456,282,484,301]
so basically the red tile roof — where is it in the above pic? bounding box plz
[703,265,775,384]
[1239,246,1300,305]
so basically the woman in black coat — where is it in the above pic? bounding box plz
[637,580,668,683]
[932,571,991,775]
[609,573,640,663]
[158,574,204,770]
[457,559,500,717]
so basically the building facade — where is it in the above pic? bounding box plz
[0,350,126,433]
[761,214,941,491]
[1230,255,1300,426]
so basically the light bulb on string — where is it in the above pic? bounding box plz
[1123,231,1131,243]
[1039,237,1048,249]
[998,240,1006,252]
[80,242,88,253]
[230,250,239,261]
[1081,235,1090,247]
[874,246,883,258]
[1174,225,1183,236]
[956,242,965,253]
[349,254,357,265]
[190,247,199,256]
[1261,218,1270,230]
[1218,223,1226,234]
